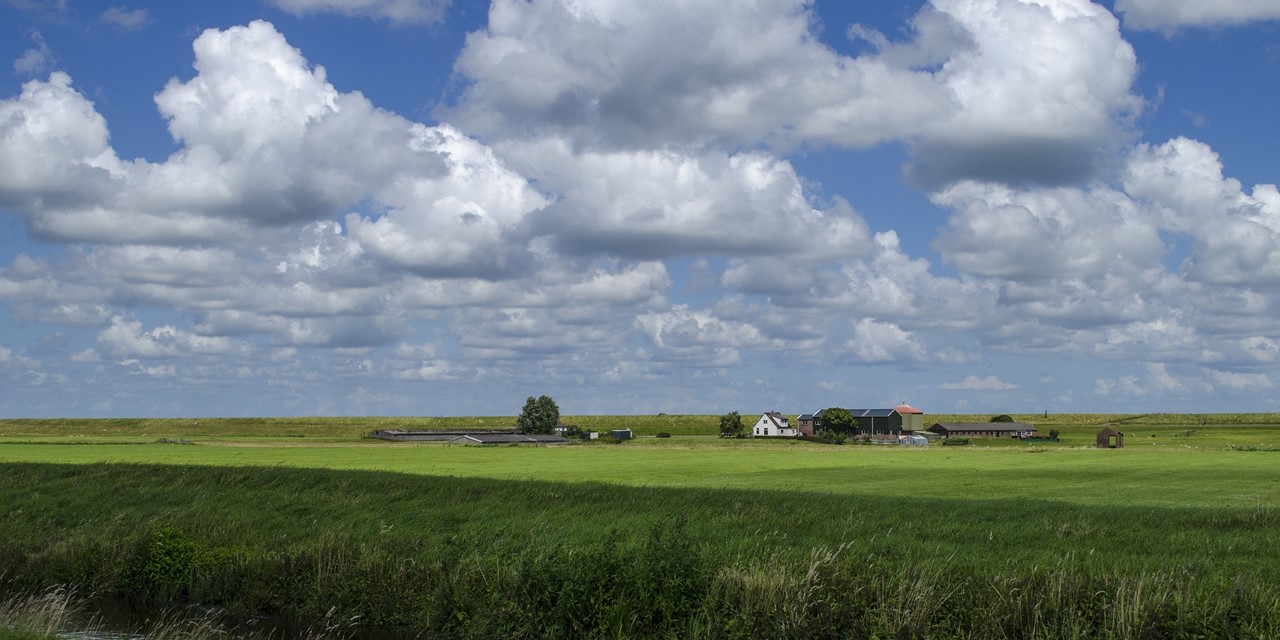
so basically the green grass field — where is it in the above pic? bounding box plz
[3,415,1280,638]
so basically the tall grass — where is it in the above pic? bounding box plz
[0,586,81,639]
[3,463,1279,638]
[0,587,353,639]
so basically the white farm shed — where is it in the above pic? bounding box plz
[899,434,929,447]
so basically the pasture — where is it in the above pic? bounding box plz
[2,415,1280,638]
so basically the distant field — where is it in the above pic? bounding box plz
[0,414,721,439]
[3,415,1280,638]
[4,413,1280,447]
[7,414,1280,440]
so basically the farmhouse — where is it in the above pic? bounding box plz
[798,407,917,436]
[752,411,797,437]
[797,411,821,436]
[927,422,1037,439]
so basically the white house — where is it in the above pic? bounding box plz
[752,411,797,437]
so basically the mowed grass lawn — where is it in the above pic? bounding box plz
[2,439,1279,510]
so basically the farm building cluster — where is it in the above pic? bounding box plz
[750,404,1041,445]
[370,426,631,446]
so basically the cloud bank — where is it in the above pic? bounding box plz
[1,1,1278,416]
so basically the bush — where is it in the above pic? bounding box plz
[656,432,671,438]
[719,412,744,438]
[816,429,847,445]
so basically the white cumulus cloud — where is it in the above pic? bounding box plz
[1116,0,1280,33]
[101,6,149,31]
[940,375,1019,390]
[268,0,450,24]
[448,0,1141,186]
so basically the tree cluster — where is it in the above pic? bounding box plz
[820,407,857,435]
[719,411,744,438]
[517,395,560,434]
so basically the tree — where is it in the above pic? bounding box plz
[719,411,744,438]
[990,414,1014,422]
[820,407,857,435]
[517,395,560,434]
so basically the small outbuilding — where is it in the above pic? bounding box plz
[899,434,929,447]
[1096,427,1124,448]
[610,429,633,441]
[895,403,925,432]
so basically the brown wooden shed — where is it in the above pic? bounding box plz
[1096,427,1124,448]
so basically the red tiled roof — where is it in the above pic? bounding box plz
[894,403,923,414]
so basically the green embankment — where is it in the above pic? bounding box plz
[3,416,1280,638]
[4,412,1280,442]
[0,414,721,440]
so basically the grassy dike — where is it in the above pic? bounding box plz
[3,458,1280,639]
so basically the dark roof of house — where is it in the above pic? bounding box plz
[929,422,1035,432]
[850,409,897,418]
[803,408,902,420]
[760,411,790,428]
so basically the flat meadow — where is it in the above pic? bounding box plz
[2,414,1280,639]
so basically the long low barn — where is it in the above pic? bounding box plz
[450,434,570,445]
[370,429,512,442]
[369,429,569,445]
[927,422,1037,438]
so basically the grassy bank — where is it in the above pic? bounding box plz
[3,461,1280,638]
[4,413,1280,443]
[0,414,721,440]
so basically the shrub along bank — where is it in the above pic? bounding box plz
[3,462,1279,639]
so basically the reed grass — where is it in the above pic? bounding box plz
[0,585,360,639]
[0,586,81,640]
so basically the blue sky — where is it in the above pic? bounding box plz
[2,0,1279,418]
